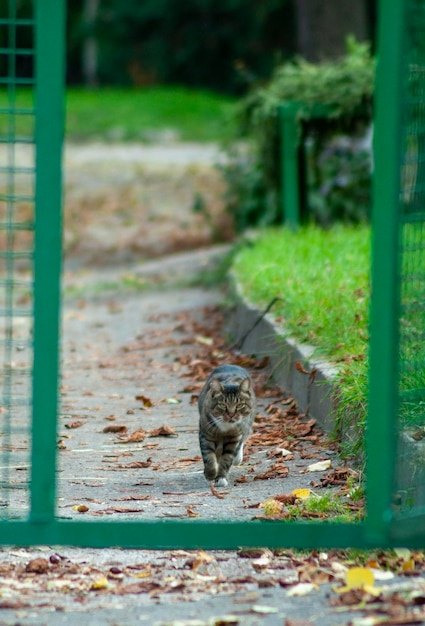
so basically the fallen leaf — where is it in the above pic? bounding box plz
[210,482,227,499]
[251,605,279,614]
[286,582,318,597]
[114,581,162,594]
[25,558,49,574]
[252,556,271,571]
[237,548,273,559]
[120,459,152,469]
[163,397,181,405]
[118,495,152,501]
[275,493,297,505]
[335,567,376,593]
[307,459,332,472]
[402,558,416,572]
[104,507,145,513]
[292,488,312,500]
[295,361,311,375]
[116,429,146,443]
[149,424,177,437]
[0,600,30,609]
[135,395,154,408]
[186,506,200,518]
[90,576,110,590]
[195,335,214,346]
[65,420,85,429]
[260,498,284,516]
[186,550,214,570]
[72,504,89,513]
[103,424,128,434]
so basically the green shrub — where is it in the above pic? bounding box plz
[224,37,375,230]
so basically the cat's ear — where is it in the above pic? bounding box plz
[240,378,251,392]
[210,378,223,393]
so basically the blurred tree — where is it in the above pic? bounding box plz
[66,0,376,92]
[295,0,369,61]
[67,0,297,92]
[82,0,99,87]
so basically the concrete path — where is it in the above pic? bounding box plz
[0,250,365,626]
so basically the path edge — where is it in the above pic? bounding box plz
[228,275,339,436]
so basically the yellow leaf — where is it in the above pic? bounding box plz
[365,559,379,569]
[402,558,415,572]
[345,567,375,590]
[291,488,312,500]
[72,504,89,513]
[90,576,109,590]
[133,570,152,579]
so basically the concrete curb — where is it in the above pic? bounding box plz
[229,279,425,510]
[229,278,339,435]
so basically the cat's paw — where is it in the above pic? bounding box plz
[215,477,229,488]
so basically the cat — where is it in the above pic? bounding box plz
[198,364,256,488]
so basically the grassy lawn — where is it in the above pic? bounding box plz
[232,225,370,457]
[0,86,236,142]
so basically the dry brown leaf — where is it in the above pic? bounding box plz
[103,424,128,434]
[186,550,214,569]
[116,429,146,443]
[25,558,49,574]
[120,459,152,469]
[65,420,85,429]
[104,507,145,514]
[148,424,177,437]
[210,482,227,499]
[135,394,154,408]
[118,495,152,501]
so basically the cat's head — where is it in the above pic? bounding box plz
[209,377,253,423]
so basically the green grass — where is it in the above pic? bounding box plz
[0,86,236,142]
[232,225,370,457]
[233,225,370,361]
[287,491,363,523]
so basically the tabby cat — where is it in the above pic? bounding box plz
[198,364,256,487]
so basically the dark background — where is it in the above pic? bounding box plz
[3,0,376,93]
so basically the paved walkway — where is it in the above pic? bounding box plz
[0,250,360,625]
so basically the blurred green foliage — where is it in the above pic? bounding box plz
[224,38,375,230]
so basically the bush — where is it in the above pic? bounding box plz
[224,37,375,230]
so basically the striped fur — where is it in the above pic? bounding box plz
[198,364,256,488]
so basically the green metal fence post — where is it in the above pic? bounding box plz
[280,104,301,229]
[366,0,405,543]
[31,0,65,522]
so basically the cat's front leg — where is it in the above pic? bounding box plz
[234,442,244,466]
[199,434,218,480]
[216,439,239,487]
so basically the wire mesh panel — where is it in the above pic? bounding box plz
[393,0,425,523]
[0,0,64,530]
[0,1,36,518]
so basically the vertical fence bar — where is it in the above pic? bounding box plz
[280,104,301,229]
[31,0,65,522]
[366,0,405,542]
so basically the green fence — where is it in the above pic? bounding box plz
[0,0,63,527]
[1,0,425,549]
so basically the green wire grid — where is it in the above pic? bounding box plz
[2,0,425,549]
[0,1,35,518]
